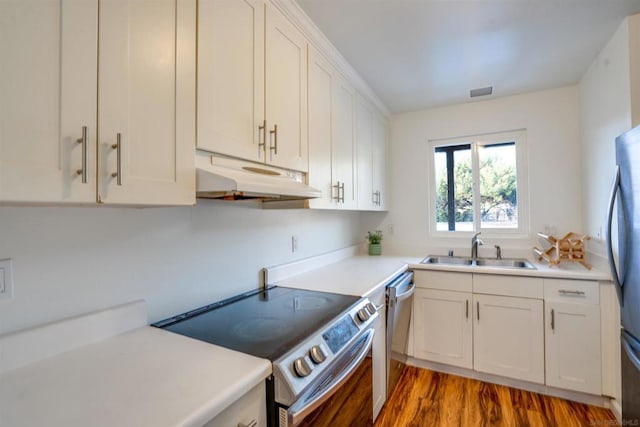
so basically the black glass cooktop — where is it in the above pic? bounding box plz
[154,286,360,361]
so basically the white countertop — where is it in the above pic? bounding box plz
[272,251,611,300]
[409,256,612,281]
[0,326,272,427]
[275,255,421,297]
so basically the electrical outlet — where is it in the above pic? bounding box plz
[0,259,14,300]
[388,223,394,235]
[291,235,298,253]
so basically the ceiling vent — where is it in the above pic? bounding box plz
[470,86,493,98]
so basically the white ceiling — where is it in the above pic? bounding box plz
[296,0,640,113]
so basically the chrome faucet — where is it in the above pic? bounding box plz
[471,232,483,260]
[494,244,502,260]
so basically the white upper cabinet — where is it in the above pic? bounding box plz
[356,96,387,211]
[372,113,388,210]
[0,0,97,203]
[197,0,265,163]
[307,48,357,209]
[98,0,195,205]
[356,97,375,210]
[307,48,335,208]
[332,76,357,209]
[0,0,195,206]
[265,5,308,172]
[198,0,308,172]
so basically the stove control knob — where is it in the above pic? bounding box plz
[309,345,327,364]
[357,308,371,322]
[366,303,377,315]
[293,357,313,377]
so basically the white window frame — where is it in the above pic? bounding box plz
[428,129,530,239]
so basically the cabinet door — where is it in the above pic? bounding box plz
[356,97,375,210]
[474,294,544,383]
[265,6,308,172]
[413,289,473,369]
[203,382,266,427]
[98,0,195,205]
[307,48,335,209]
[370,290,386,421]
[0,0,97,203]
[197,0,265,163]
[545,302,602,394]
[332,77,357,209]
[372,113,387,210]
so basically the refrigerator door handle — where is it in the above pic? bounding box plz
[623,332,640,372]
[607,165,624,305]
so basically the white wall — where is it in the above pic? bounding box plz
[0,202,362,335]
[579,17,633,258]
[385,85,582,256]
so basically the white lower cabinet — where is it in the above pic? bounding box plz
[412,272,605,396]
[371,289,386,421]
[473,294,545,384]
[203,382,266,427]
[544,280,602,395]
[413,288,473,369]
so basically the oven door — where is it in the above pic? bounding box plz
[284,328,374,427]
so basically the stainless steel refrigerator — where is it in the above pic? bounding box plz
[607,124,640,423]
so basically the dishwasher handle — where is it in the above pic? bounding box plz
[387,271,414,300]
[395,282,415,301]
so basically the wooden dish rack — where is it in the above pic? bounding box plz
[533,232,591,270]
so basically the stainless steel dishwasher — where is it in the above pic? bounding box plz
[385,271,415,398]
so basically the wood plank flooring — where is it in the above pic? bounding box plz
[375,366,618,427]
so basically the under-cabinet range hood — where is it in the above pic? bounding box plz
[195,150,322,202]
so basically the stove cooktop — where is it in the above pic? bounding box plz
[155,287,360,361]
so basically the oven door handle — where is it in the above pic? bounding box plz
[287,328,375,426]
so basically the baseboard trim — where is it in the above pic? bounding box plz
[610,399,622,423]
[407,357,612,409]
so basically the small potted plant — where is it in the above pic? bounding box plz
[367,230,383,256]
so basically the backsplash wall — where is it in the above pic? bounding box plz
[0,202,362,335]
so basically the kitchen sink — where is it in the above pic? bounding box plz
[420,256,473,266]
[474,258,536,269]
[420,255,536,270]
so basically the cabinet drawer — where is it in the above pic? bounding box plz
[473,274,543,299]
[544,279,599,304]
[414,270,472,292]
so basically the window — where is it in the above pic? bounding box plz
[430,130,528,235]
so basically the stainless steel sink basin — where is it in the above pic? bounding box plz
[420,255,536,270]
[474,258,536,269]
[420,256,473,266]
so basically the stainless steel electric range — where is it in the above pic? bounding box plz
[153,286,378,427]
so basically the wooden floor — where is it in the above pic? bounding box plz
[375,366,618,427]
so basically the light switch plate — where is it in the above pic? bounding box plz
[0,259,14,299]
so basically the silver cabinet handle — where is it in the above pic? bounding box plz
[76,125,88,183]
[258,119,266,157]
[238,420,257,427]
[339,182,345,203]
[476,301,480,321]
[558,289,586,296]
[466,300,469,319]
[332,181,341,202]
[551,309,555,331]
[111,133,122,186]
[373,190,380,206]
[269,124,278,155]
